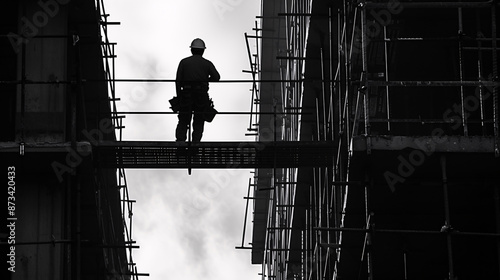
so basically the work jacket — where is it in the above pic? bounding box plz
[175,54,220,94]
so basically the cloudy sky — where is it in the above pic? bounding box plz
[105,0,262,279]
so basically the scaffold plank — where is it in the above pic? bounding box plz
[93,141,334,169]
[352,135,497,153]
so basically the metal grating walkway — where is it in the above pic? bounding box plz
[93,141,334,169]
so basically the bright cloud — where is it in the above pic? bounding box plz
[105,1,261,278]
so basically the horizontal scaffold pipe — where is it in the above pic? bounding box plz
[314,227,500,237]
[0,78,337,85]
[369,118,495,124]
[363,80,500,87]
[109,79,306,83]
[371,37,500,42]
[363,1,495,9]
[112,111,304,115]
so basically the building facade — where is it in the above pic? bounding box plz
[1,1,139,279]
[248,0,500,279]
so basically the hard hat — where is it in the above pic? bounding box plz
[190,38,206,49]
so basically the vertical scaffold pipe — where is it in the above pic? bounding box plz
[458,6,469,136]
[364,176,374,280]
[360,3,370,136]
[440,155,455,280]
[491,0,500,156]
[476,8,487,135]
[383,25,391,132]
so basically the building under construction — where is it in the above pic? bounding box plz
[1,0,143,279]
[2,0,500,280]
[243,0,500,279]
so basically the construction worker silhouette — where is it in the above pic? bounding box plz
[175,38,220,142]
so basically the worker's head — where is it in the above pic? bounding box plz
[190,38,206,56]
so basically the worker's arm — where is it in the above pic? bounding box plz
[208,61,220,82]
[175,61,184,95]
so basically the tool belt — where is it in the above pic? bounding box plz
[204,98,217,123]
[169,96,181,112]
[182,84,208,91]
[169,95,217,122]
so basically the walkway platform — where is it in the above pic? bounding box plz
[93,141,334,169]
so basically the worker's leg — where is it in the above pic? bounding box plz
[175,94,193,142]
[192,112,205,142]
[176,111,192,142]
[192,93,209,142]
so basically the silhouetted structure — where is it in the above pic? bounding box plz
[1,1,143,279]
[244,0,500,279]
[3,1,500,279]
